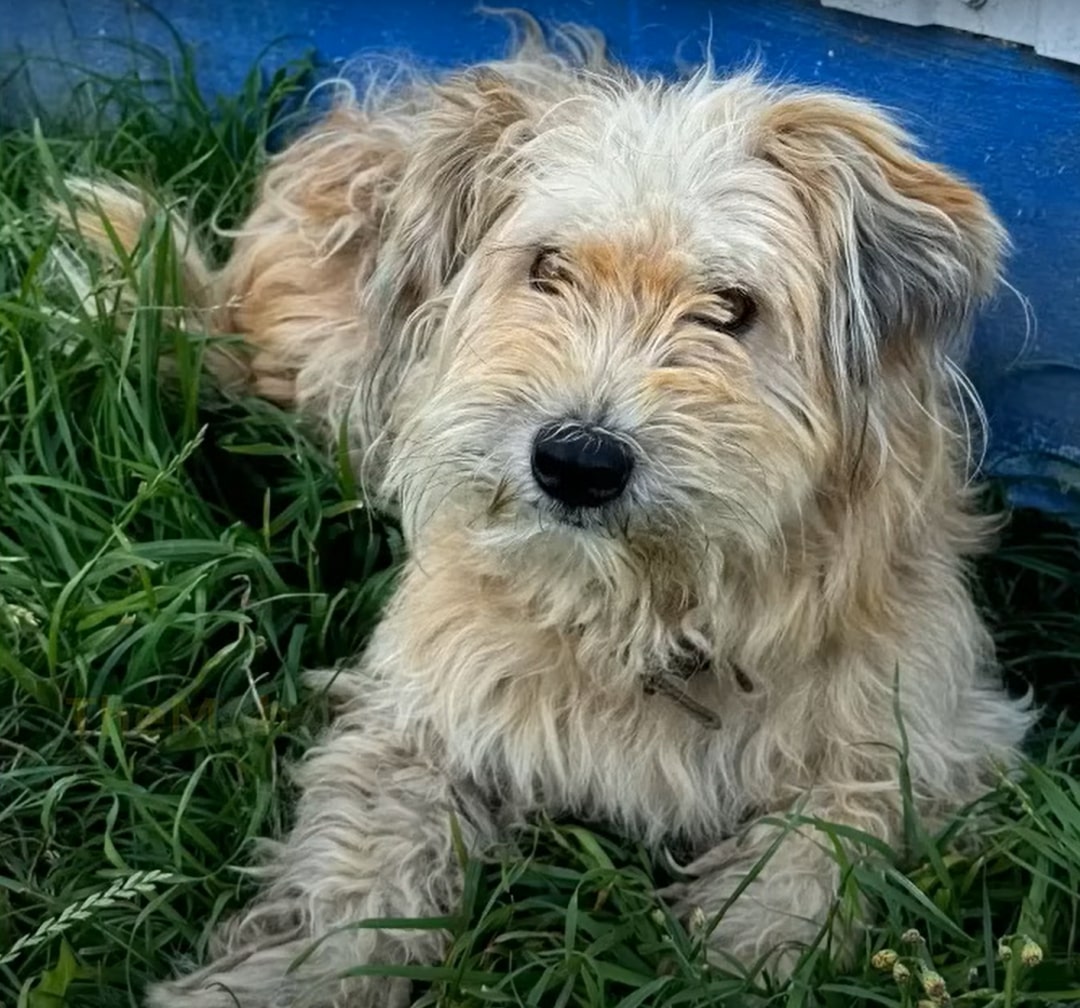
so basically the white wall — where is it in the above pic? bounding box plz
[820,0,1080,65]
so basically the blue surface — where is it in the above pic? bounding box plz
[4,0,1080,517]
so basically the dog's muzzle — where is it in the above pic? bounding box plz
[531,421,634,508]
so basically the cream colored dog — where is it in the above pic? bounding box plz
[69,20,1032,1008]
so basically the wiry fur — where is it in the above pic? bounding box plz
[64,19,1033,1007]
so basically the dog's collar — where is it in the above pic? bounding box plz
[641,644,753,731]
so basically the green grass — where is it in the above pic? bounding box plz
[2,39,1080,1008]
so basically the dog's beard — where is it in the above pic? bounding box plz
[384,317,819,592]
[390,415,797,598]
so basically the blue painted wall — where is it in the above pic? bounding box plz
[4,0,1080,516]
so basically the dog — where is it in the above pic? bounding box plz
[66,19,1033,1007]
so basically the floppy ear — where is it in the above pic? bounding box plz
[368,68,534,326]
[757,92,1006,383]
[351,68,534,464]
[224,67,534,478]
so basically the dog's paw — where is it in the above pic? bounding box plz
[146,973,411,1008]
[143,936,412,1008]
[659,829,848,979]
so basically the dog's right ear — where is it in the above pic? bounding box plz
[349,67,535,481]
[369,68,535,327]
[224,67,535,477]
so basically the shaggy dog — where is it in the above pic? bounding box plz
[68,20,1033,1008]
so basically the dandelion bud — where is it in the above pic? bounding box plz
[688,906,708,934]
[871,949,898,970]
[1020,939,1043,967]
[920,969,947,1000]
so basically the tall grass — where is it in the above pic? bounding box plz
[1,37,1078,1008]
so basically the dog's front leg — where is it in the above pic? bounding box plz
[146,710,494,1008]
[661,791,894,979]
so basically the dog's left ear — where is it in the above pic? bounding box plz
[757,92,1006,379]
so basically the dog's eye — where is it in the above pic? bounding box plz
[529,247,571,294]
[682,289,757,338]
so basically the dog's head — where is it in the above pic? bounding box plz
[368,53,1004,598]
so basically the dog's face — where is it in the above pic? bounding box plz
[376,68,1003,588]
[400,176,827,563]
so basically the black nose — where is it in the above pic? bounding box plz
[531,421,634,508]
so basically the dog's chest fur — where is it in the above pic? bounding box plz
[352,557,792,848]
